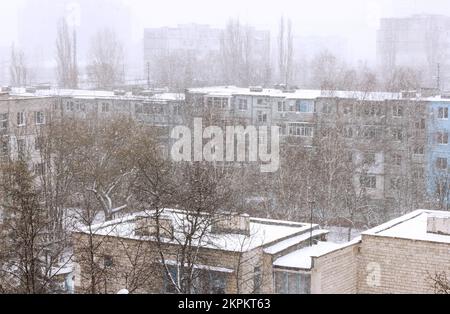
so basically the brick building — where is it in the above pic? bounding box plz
[72,209,329,294]
[279,209,450,294]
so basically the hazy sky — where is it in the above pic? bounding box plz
[1,0,450,61]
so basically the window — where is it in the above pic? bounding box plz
[392,128,403,142]
[257,111,267,123]
[343,126,353,138]
[221,98,228,109]
[296,100,314,113]
[238,99,248,111]
[257,98,263,105]
[162,265,178,294]
[66,101,74,111]
[253,267,261,293]
[392,153,402,166]
[322,103,332,114]
[17,139,25,157]
[17,112,25,126]
[0,139,8,156]
[101,103,110,113]
[363,104,382,117]
[153,106,164,115]
[390,177,401,190]
[162,265,226,294]
[289,123,313,137]
[412,169,424,179]
[135,103,143,114]
[274,271,311,294]
[438,107,449,119]
[347,151,353,163]
[359,126,382,139]
[392,104,404,117]
[360,175,376,189]
[35,111,45,125]
[415,119,425,129]
[204,271,227,294]
[343,104,353,115]
[363,153,376,166]
[103,255,113,268]
[413,146,424,155]
[277,101,286,112]
[0,113,8,130]
[173,105,180,115]
[437,131,449,145]
[436,157,448,170]
[34,163,45,176]
[35,137,44,151]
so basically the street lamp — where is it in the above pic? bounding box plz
[307,186,315,247]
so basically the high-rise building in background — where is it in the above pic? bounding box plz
[17,0,133,85]
[143,23,271,88]
[377,14,450,91]
[0,46,9,86]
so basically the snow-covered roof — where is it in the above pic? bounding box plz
[264,229,329,255]
[273,241,344,269]
[362,209,450,244]
[8,88,185,102]
[187,86,403,101]
[73,208,317,253]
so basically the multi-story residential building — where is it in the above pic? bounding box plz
[426,95,450,208]
[186,86,431,213]
[377,14,450,90]
[0,88,185,166]
[143,24,271,87]
[3,84,449,213]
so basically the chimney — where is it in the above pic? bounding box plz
[134,215,174,239]
[211,213,250,236]
[427,214,450,236]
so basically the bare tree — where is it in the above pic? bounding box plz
[277,17,294,86]
[87,29,124,90]
[9,44,27,87]
[0,160,68,293]
[429,271,450,294]
[56,18,78,89]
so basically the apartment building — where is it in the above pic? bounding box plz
[0,93,55,165]
[143,24,271,86]
[0,87,185,173]
[186,86,432,212]
[377,14,450,90]
[3,84,449,211]
[426,95,450,208]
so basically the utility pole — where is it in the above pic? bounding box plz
[73,27,78,89]
[437,63,441,92]
[147,62,150,89]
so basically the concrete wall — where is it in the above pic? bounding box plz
[311,243,359,294]
[357,234,450,294]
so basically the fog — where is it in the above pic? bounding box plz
[1,0,450,62]
[1,0,450,87]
